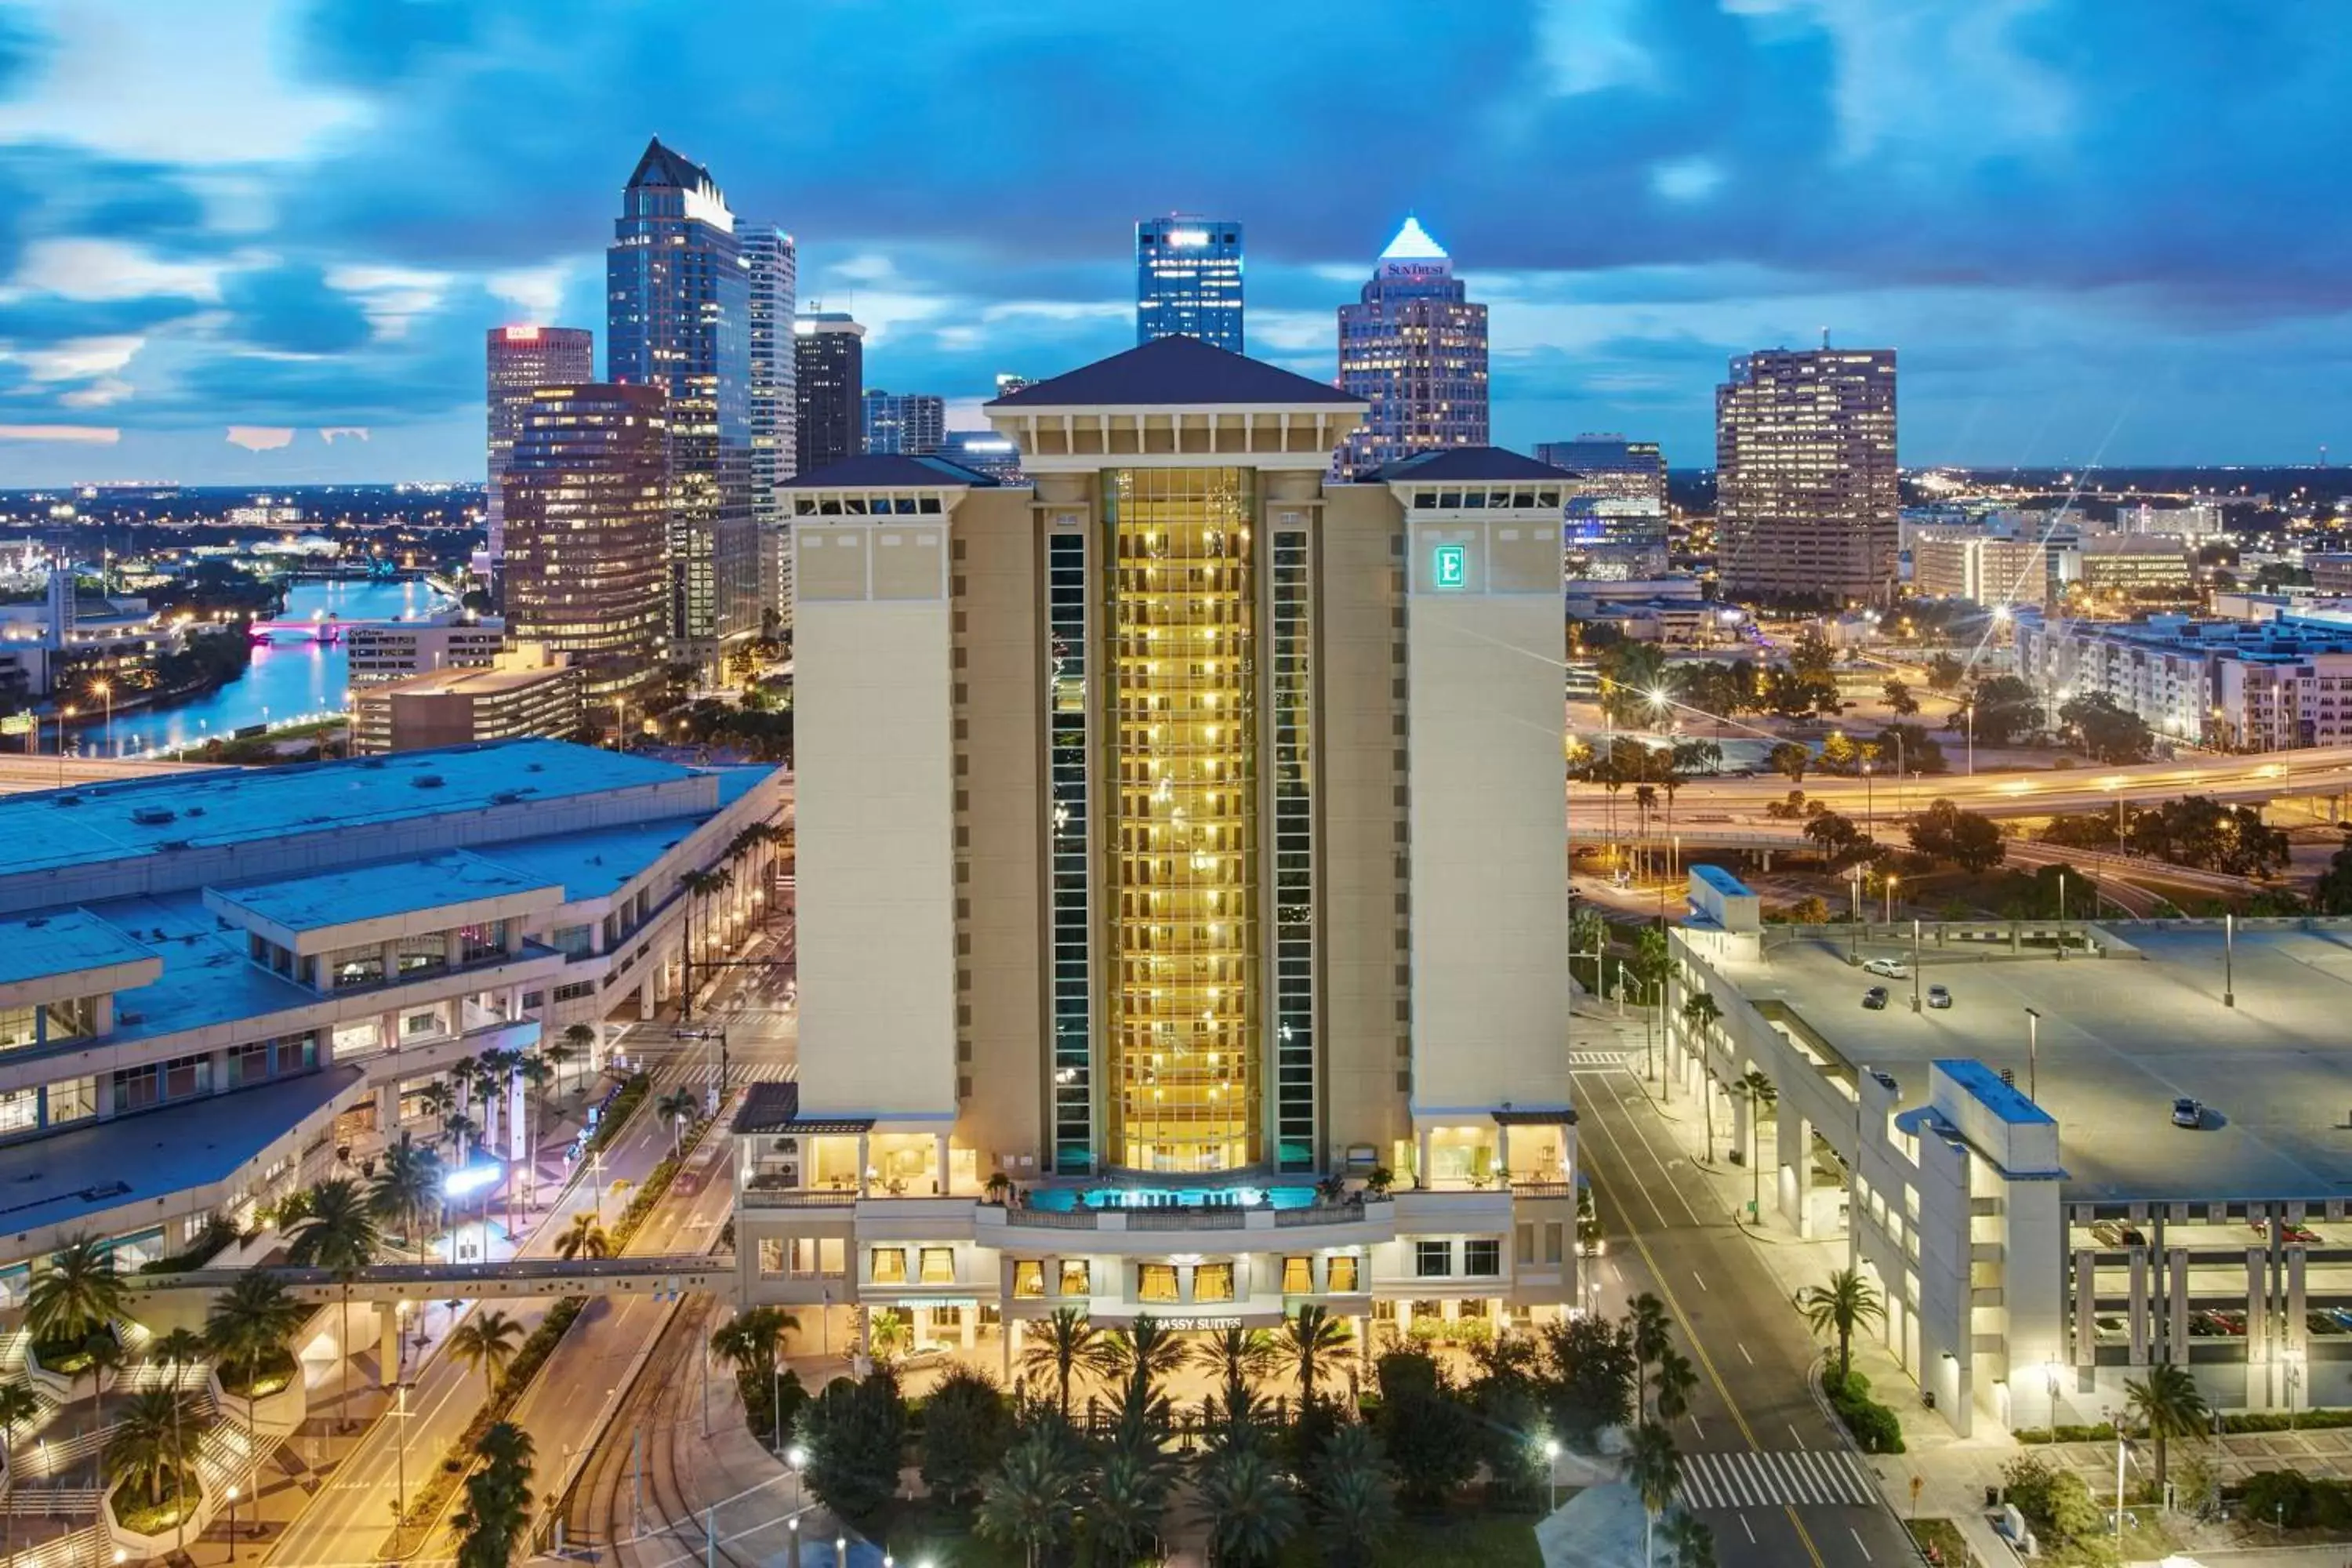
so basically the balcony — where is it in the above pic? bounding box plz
[975,1195,1396,1254]
[741,1187,858,1210]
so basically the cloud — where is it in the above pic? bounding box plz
[487,264,571,321]
[318,426,368,443]
[217,263,373,354]
[225,425,294,451]
[0,423,116,443]
[13,333,140,381]
[59,376,130,408]
[13,238,223,303]
[1651,157,1726,204]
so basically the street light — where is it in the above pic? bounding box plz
[226,1483,239,1561]
[1884,873,1897,925]
[1543,1436,1563,1512]
[787,1443,808,1510]
[2024,1007,2042,1103]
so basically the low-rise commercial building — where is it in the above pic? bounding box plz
[350,649,585,754]
[0,740,783,1287]
[1909,528,2053,609]
[345,616,506,684]
[1668,882,2352,1436]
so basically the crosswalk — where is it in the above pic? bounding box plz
[662,1058,796,1090]
[1677,1449,1880,1510]
[1570,1051,1638,1069]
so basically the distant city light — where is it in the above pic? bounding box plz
[503,325,541,341]
[1166,229,1210,247]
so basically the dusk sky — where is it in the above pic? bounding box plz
[0,0,2342,485]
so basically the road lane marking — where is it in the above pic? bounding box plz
[1852,1527,1873,1560]
[1791,1423,1806,1446]
[1741,1516,1757,1544]
[1739,1341,1754,1364]
[1693,1270,1708,1291]
[1585,1156,1828,1568]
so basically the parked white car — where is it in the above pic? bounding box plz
[1862,957,1911,979]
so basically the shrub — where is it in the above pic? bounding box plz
[1824,1369,1906,1454]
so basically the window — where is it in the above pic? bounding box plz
[757,1237,788,1278]
[1327,1254,1360,1293]
[1515,1224,1534,1265]
[870,1247,908,1284]
[1464,1240,1501,1277]
[0,1007,34,1051]
[550,925,593,960]
[402,1007,448,1040]
[1138,1264,1180,1303]
[459,921,509,965]
[332,1019,382,1058]
[327,945,384,989]
[554,981,595,1004]
[920,1247,955,1285]
[227,1041,270,1088]
[788,1239,836,1277]
[521,992,545,1011]
[1014,1261,1045,1299]
[1544,1223,1564,1265]
[1414,1240,1453,1278]
[0,1089,35,1135]
[1058,1260,1091,1297]
[1282,1256,1312,1294]
[1193,1263,1235,1303]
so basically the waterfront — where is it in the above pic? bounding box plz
[81,578,454,755]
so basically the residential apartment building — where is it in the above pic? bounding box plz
[1715,348,1898,605]
[734,333,1577,1363]
[0,741,783,1287]
[1335,218,1489,477]
[485,326,593,587]
[2013,609,2352,750]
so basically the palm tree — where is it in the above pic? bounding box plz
[1628,1419,1682,1568]
[447,1308,522,1399]
[1653,1347,1698,1427]
[417,1078,456,1131]
[1629,1292,1671,1417]
[285,1177,380,1431]
[555,1211,612,1261]
[710,1306,797,1387]
[679,865,735,1019]
[368,1132,443,1255]
[205,1270,305,1493]
[2125,1361,2209,1495]
[1279,1302,1355,1403]
[81,1328,125,1440]
[976,1425,1079,1568]
[0,1380,38,1557]
[103,1385,197,1515]
[148,1327,205,1546]
[440,1108,480,1167]
[655,1087,699,1157]
[1016,1306,1116,1420]
[1087,1439,1173,1565]
[1734,1069,1779,1218]
[1102,1314,1186,1406]
[1664,1510,1718,1568]
[1190,1325,1280,1409]
[1313,1420,1398,1568]
[515,1051,554,1199]
[1197,1441,1304,1568]
[25,1234,127,1350]
[558,1022,597,1091]
[1797,1268,1886,1388]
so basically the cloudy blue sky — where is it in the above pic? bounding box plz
[0,0,2341,484]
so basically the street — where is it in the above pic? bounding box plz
[1574,1033,1918,1568]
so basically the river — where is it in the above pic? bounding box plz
[89,578,456,755]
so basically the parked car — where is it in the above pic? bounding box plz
[2172,1097,2203,1129]
[2089,1221,2147,1248]
[1926,984,1953,1009]
[1864,957,1911,978]
[2094,1313,2129,1337]
[1863,986,1889,1011]
[2248,1220,2323,1245]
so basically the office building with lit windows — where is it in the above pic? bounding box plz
[1716,347,1899,605]
[607,138,756,656]
[485,326,593,585]
[1335,219,1489,477]
[501,383,670,717]
[1135,216,1244,353]
[861,390,947,456]
[793,311,866,477]
[731,333,1576,1363]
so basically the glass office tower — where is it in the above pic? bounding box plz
[1135,216,1244,353]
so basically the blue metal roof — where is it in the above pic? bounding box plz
[985,333,1363,409]
[1379,447,1576,482]
[1936,1058,2056,1127]
[214,850,560,935]
[1691,865,1755,898]
[782,453,998,489]
[0,909,156,989]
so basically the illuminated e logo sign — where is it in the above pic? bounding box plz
[1433,543,1467,589]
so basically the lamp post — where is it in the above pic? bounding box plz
[1543,1437,1562,1513]
[2024,1007,2042,1103]
[226,1483,239,1562]
[394,1381,411,1530]
[2045,1358,2064,1431]
[2223,912,2236,1008]
[1884,873,1897,926]
[92,679,111,756]
[787,1443,808,1512]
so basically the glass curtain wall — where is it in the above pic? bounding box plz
[1104,467,1258,1172]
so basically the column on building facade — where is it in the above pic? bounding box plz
[934,1134,951,1196]
[379,1306,401,1388]
[2127,1247,2149,1366]
[1777,1100,1813,1237]
[2246,1247,2270,1408]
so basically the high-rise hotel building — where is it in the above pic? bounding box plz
[1716,347,1899,605]
[1336,218,1490,477]
[485,325,593,587]
[732,334,1576,1355]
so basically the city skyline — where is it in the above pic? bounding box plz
[0,2,2341,484]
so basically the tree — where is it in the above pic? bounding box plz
[1279,1302,1356,1403]
[2125,1361,2209,1497]
[1629,1293,1672,1418]
[560,1022,599,1090]
[26,1233,127,1348]
[103,1385,198,1514]
[1197,1441,1305,1568]
[285,1176,380,1431]
[1767,741,1811,783]
[0,1381,38,1557]
[1802,810,1867,863]
[1907,798,2008,872]
[1101,1312,1188,1408]
[1190,1324,1281,1407]
[454,1420,535,1568]
[1817,731,1862,775]
[1925,652,1965,692]
[1882,677,1918,717]
[1599,641,1675,727]
[2317,840,2352,915]
[1313,1419,1399,1568]
[1653,1347,1698,1427]
[1874,721,1947,775]
[81,1328,125,1441]
[711,1305,800,1446]
[919,1365,1009,1507]
[976,1424,1079,1568]
[368,1132,443,1254]
[1664,1511,1719,1568]
[1628,1420,1682,1568]
[1965,674,2040,746]
[797,1371,907,1534]
[655,1087,700,1157]
[1541,1312,1636,1447]
[149,1327,205,1557]
[1370,1350,1479,1507]
[1016,1305,1117,1419]
[2060,691,2155,764]
[1798,1268,1886,1385]
[205,1270,305,1500]
[448,1308,522,1399]
[555,1210,611,1261]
